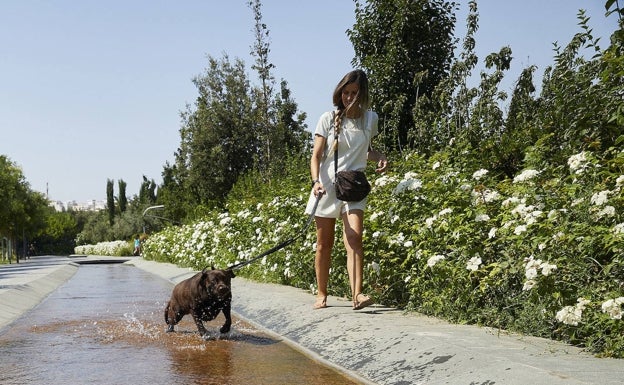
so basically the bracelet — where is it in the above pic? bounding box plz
[311,179,320,187]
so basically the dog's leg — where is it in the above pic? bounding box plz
[192,313,209,336]
[164,302,176,333]
[220,303,232,334]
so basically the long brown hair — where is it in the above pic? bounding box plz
[331,69,370,137]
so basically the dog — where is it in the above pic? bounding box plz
[164,266,235,336]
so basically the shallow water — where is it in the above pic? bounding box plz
[0,264,361,385]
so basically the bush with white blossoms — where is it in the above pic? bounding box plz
[139,144,624,358]
[74,240,132,257]
[556,298,591,326]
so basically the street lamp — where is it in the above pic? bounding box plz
[142,205,165,233]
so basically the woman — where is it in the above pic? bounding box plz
[305,69,388,310]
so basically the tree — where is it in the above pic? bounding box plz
[169,55,257,211]
[158,1,308,221]
[0,155,51,258]
[249,0,275,176]
[348,0,457,152]
[118,179,127,213]
[106,179,115,226]
[138,175,157,205]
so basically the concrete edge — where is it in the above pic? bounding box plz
[126,258,377,385]
[0,263,79,330]
[232,305,379,385]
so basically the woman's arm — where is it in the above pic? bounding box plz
[310,134,327,195]
[368,147,388,173]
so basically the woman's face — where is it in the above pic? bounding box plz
[341,82,360,111]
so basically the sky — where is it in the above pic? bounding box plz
[1,1,619,204]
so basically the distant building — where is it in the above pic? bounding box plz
[50,199,107,212]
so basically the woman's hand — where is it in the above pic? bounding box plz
[368,148,388,173]
[376,157,388,173]
[313,181,325,197]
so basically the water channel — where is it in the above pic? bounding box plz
[0,263,362,384]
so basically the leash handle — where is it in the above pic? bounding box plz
[226,192,322,271]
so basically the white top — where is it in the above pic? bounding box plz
[314,109,379,179]
[304,109,379,218]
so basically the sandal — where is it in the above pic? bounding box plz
[353,293,374,310]
[313,296,327,309]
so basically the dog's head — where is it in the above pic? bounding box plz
[200,266,235,299]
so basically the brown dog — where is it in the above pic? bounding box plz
[164,266,235,336]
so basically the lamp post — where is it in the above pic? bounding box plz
[142,205,164,234]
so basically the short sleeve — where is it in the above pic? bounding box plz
[314,111,334,138]
[368,111,379,137]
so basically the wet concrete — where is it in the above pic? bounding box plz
[0,264,361,385]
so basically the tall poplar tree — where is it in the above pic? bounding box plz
[348,0,457,152]
[118,179,127,213]
[106,179,115,226]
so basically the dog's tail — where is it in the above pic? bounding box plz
[164,301,171,324]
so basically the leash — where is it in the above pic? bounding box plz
[226,192,322,271]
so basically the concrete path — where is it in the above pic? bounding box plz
[2,255,623,385]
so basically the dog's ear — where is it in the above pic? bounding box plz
[227,268,236,279]
[211,264,215,270]
[199,269,209,288]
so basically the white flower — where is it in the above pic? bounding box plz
[590,190,610,206]
[393,177,422,194]
[525,267,538,280]
[472,188,501,204]
[597,205,616,218]
[613,223,624,235]
[466,256,482,271]
[219,217,232,226]
[514,225,527,235]
[475,214,490,222]
[369,211,382,221]
[556,305,583,326]
[541,263,557,276]
[616,175,624,188]
[482,189,501,203]
[472,169,489,180]
[425,216,437,228]
[567,151,590,174]
[427,254,445,267]
[601,297,624,320]
[252,216,263,223]
[439,208,453,216]
[432,161,441,170]
[372,231,382,238]
[513,169,540,183]
[488,227,497,239]
[523,280,537,291]
[502,196,524,207]
[576,297,591,311]
[404,240,413,248]
[374,175,396,187]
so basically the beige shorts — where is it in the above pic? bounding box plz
[304,185,367,219]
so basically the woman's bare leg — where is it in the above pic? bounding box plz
[314,216,335,308]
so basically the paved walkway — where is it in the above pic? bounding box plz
[1,255,623,385]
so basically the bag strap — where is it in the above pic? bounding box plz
[333,111,339,180]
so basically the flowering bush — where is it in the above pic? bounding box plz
[140,144,624,357]
[74,240,133,257]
